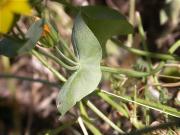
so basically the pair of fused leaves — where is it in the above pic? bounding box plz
[56,5,133,115]
[56,14,102,115]
[0,19,44,57]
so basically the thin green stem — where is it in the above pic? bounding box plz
[158,74,180,80]
[133,86,137,120]
[153,74,162,91]
[101,62,164,78]
[164,63,180,68]
[100,90,180,118]
[112,38,180,61]
[97,91,129,118]
[0,73,60,87]
[79,102,88,117]
[129,0,135,25]
[58,38,77,61]
[136,12,152,71]
[101,66,149,77]
[79,102,102,135]
[36,47,78,70]
[85,100,124,134]
[55,46,78,66]
[130,86,144,129]
[127,0,135,47]
[32,50,67,82]
[136,12,147,51]
[168,40,180,54]
[136,12,162,91]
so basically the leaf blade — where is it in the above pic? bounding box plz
[19,19,44,53]
[0,19,44,58]
[81,6,133,44]
[56,14,102,115]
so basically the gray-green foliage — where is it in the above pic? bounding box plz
[56,14,102,115]
[52,1,133,54]
[19,19,44,53]
[0,19,44,57]
[81,6,133,45]
[81,6,133,55]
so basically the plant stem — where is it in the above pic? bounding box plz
[153,82,180,87]
[55,46,78,66]
[127,0,135,47]
[85,100,124,134]
[158,74,180,80]
[136,11,152,71]
[32,50,67,82]
[77,116,89,135]
[0,73,60,87]
[101,62,164,78]
[101,66,149,77]
[58,38,77,61]
[130,86,144,129]
[112,38,180,61]
[164,63,180,68]
[136,11,162,91]
[79,102,88,117]
[97,91,129,118]
[36,47,78,70]
[79,102,102,135]
[129,0,135,26]
[100,90,180,118]
[168,40,180,54]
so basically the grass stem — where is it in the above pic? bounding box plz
[36,47,78,70]
[85,100,124,134]
[32,50,67,82]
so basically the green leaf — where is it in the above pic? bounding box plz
[52,2,133,43]
[56,14,102,115]
[81,5,133,45]
[0,38,26,57]
[0,19,44,57]
[81,6,133,55]
[19,19,44,53]
[51,3,133,54]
